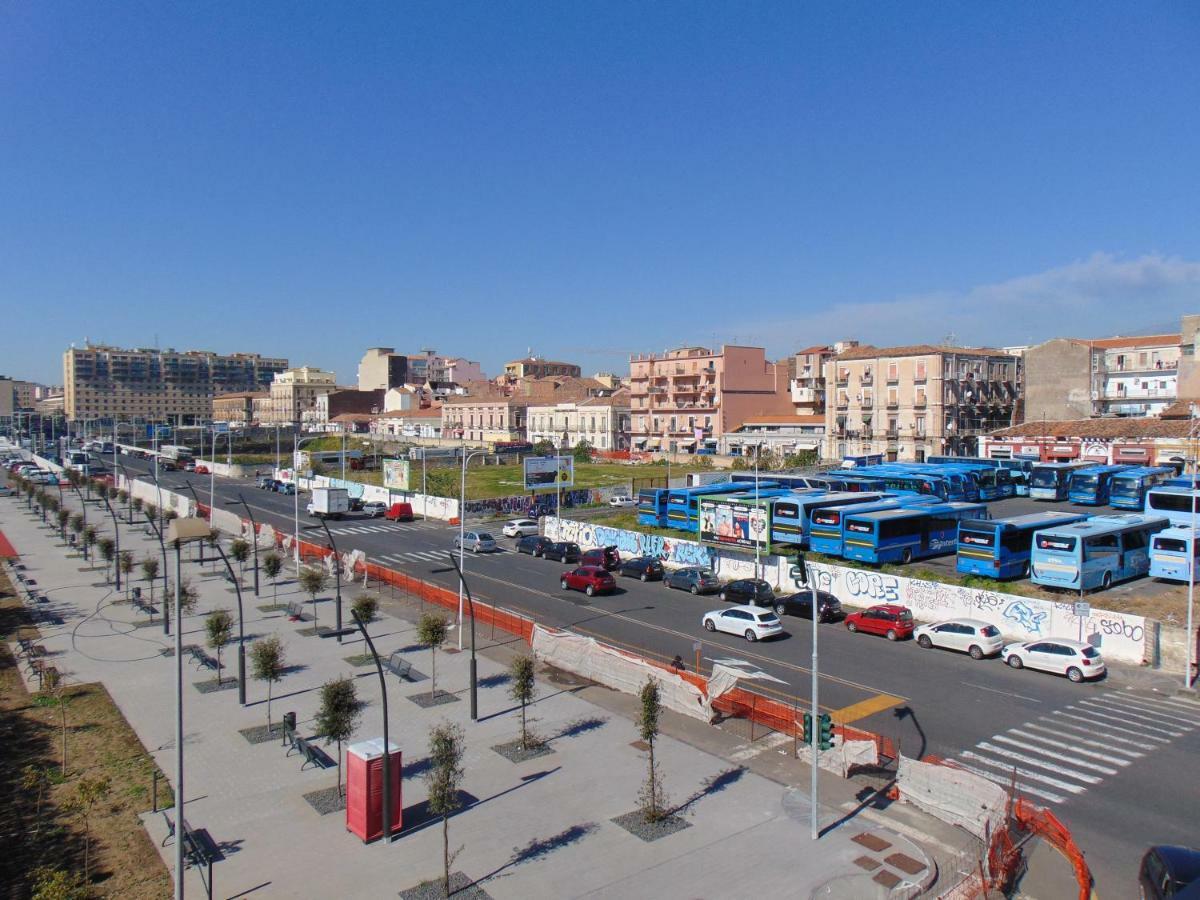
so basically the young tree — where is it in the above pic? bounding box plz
[509,654,537,750]
[81,525,98,563]
[314,676,363,798]
[143,502,158,526]
[56,508,70,542]
[350,593,378,625]
[97,537,116,583]
[298,566,327,627]
[262,551,283,604]
[230,538,251,585]
[131,496,144,521]
[205,532,220,571]
[572,439,593,464]
[42,669,70,776]
[204,609,234,685]
[250,635,287,732]
[65,775,111,882]
[20,765,53,834]
[69,514,85,554]
[140,556,160,604]
[29,866,89,900]
[425,722,466,898]
[119,551,135,601]
[637,677,667,823]
[416,613,449,699]
[531,439,555,456]
[165,577,198,620]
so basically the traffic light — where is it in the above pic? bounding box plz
[801,711,812,745]
[818,713,835,751]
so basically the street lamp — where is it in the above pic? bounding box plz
[225,494,260,597]
[447,552,479,721]
[210,541,249,707]
[165,516,212,900]
[303,519,344,642]
[1187,403,1197,691]
[457,448,487,650]
[292,433,323,574]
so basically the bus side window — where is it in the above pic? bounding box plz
[1084,534,1119,560]
[1123,530,1148,551]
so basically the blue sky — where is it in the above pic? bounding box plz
[2,1,1198,385]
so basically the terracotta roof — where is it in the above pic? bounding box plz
[1082,333,1179,350]
[735,415,825,426]
[835,344,1009,361]
[581,393,631,407]
[989,418,1193,439]
[794,345,833,356]
[214,391,269,400]
[374,406,442,419]
[330,413,376,423]
[1160,400,1197,420]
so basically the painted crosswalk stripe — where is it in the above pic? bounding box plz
[973,742,1101,784]
[1104,694,1200,726]
[990,734,1119,775]
[1122,691,1200,714]
[1025,721,1144,759]
[1049,710,1169,744]
[958,751,1086,795]
[1079,698,1192,734]
[1069,703,1183,738]
[951,761,1067,804]
[1037,716,1150,753]
[1010,727,1132,766]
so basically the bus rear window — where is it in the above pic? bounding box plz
[774,503,798,519]
[846,521,872,533]
[959,529,995,547]
[1153,537,1188,553]
[1149,492,1199,513]
[812,511,840,526]
[1036,535,1076,552]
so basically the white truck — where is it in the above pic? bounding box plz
[307,486,350,520]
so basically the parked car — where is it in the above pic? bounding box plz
[194,464,209,475]
[618,556,664,582]
[770,590,843,622]
[503,518,540,538]
[664,567,721,594]
[516,535,554,557]
[1139,845,1200,899]
[844,604,915,641]
[543,541,581,563]
[608,495,636,507]
[702,605,784,642]
[580,546,620,570]
[455,531,497,553]
[257,475,275,489]
[276,482,296,495]
[362,501,388,517]
[1001,639,1106,682]
[385,502,414,521]
[913,618,1004,660]
[719,578,775,605]
[560,565,617,597]
[183,460,196,472]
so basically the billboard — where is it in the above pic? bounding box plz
[524,456,574,490]
[382,458,411,491]
[699,497,771,550]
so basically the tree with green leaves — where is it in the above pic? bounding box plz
[509,654,537,750]
[97,537,116,583]
[230,538,251,585]
[64,775,111,882]
[262,550,283,604]
[81,525,98,563]
[165,577,198,620]
[56,507,70,542]
[119,551,134,601]
[314,676,363,798]
[140,556,160,604]
[69,514,85,554]
[531,439,555,456]
[250,635,287,732]
[20,765,53,834]
[572,439,592,463]
[131,496,143,521]
[426,722,466,898]
[143,502,158,527]
[298,566,327,627]
[351,593,378,625]
[29,866,89,900]
[204,609,234,685]
[205,532,220,571]
[417,613,449,699]
[637,677,667,823]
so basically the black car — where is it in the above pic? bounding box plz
[770,590,844,622]
[348,497,364,511]
[543,541,581,563]
[1139,845,1200,899]
[516,535,554,557]
[719,579,775,605]
[618,556,664,582]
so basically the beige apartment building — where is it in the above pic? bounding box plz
[63,343,287,423]
[212,391,268,426]
[824,345,1020,461]
[503,357,581,380]
[527,394,632,451]
[441,395,531,444]
[265,366,337,426]
[790,344,853,416]
[628,345,792,453]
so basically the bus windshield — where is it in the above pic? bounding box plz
[1073,475,1098,487]
[1030,470,1060,488]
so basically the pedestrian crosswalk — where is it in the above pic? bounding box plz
[328,522,427,536]
[374,548,511,566]
[951,689,1200,805]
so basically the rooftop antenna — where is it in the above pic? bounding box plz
[942,332,958,347]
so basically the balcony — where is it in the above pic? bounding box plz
[886,400,898,409]
[791,386,819,404]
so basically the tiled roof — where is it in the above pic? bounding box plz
[1082,333,1179,350]
[736,415,825,425]
[990,418,1193,439]
[794,345,833,356]
[836,344,1009,361]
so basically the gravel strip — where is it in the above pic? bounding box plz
[255,604,288,613]
[238,724,285,745]
[407,690,460,708]
[610,810,691,843]
[343,653,375,667]
[491,739,554,764]
[193,678,239,694]
[297,626,334,638]
[399,872,491,900]
[302,786,347,816]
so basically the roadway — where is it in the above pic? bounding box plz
[110,455,1200,895]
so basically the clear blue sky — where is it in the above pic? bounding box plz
[2,1,1198,386]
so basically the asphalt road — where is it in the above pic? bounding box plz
[109,456,1200,895]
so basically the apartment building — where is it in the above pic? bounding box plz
[265,366,337,426]
[720,415,825,457]
[310,389,386,427]
[212,391,268,426]
[441,395,531,444]
[407,350,485,385]
[503,357,581,380]
[628,345,793,453]
[825,345,1020,461]
[369,406,443,440]
[789,344,845,416]
[526,394,632,451]
[62,343,287,423]
[357,348,411,392]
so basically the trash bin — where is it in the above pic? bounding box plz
[132,586,142,601]
[283,711,296,733]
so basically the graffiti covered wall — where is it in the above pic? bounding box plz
[465,486,624,519]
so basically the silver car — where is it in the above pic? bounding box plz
[455,531,497,553]
[362,501,388,517]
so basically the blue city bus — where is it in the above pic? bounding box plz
[1144,486,1200,527]
[956,511,1090,580]
[769,491,889,548]
[833,468,951,501]
[1030,514,1169,591]
[637,488,670,527]
[1149,526,1200,582]
[895,465,970,501]
[1109,466,1174,510]
[842,502,988,565]
[808,495,940,556]
[1067,464,1131,506]
[1029,462,1091,501]
[842,454,884,468]
[666,482,774,530]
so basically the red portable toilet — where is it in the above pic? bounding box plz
[345,738,402,842]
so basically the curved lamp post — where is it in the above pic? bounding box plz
[447,552,478,721]
[303,519,344,642]
[225,493,260,597]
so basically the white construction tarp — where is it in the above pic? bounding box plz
[531,625,711,722]
[813,739,878,778]
[257,524,277,550]
[895,754,1006,840]
[210,507,244,538]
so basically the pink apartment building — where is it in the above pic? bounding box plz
[628,345,793,453]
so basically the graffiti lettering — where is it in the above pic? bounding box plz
[1096,617,1144,644]
[845,571,901,603]
[1002,600,1046,635]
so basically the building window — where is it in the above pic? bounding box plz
[915,359,927,381]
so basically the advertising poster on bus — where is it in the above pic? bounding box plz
[699,497,770,550]
[524,456,574,490]
[382,458,411,491]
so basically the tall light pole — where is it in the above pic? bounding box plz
[448,552,479,720]
[754,444,761,580]
[810,557,820,840]
[458,448,486,650]
[1188,403,1197,691]
[304,520,344,642]
[292,433,322,574]
[226,494,260,597]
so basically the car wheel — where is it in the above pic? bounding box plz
[886,629,898,641]
[968,645,984,660]
[1101,571,1112,590]
[744,630,757,642]
[1007,655,1023,670]
[917,635,933,649]
[900,549,913,565]
[534,550,542,558]
[560,579,569,590]
[704,619,716,632]
[775,603,787,617]
[719,591,727,601]
[585,585,595,597]
[1066,666,1084,683]
[847,621,858,633]
[640,573,648,582]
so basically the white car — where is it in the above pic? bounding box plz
[702,605,784,642]
[1001,639,1106,683]
[362,501,388,517]
[913,618,1004,660]
[608,495,636,508]
[503,518,540,538]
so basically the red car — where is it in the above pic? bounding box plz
[580,546,621,570]
[194,464,209,475]
[560,566,616,597]
[844,604,915,641]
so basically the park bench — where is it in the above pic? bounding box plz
[161,811,220,868]
[291,736,323,772]
[186,646,219,671]
[285,600,309,622]
[17,637,36,657]
[23,644,47,672]
[35,664,59,691]
[384,651,413,681]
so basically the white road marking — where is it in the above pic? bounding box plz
[961,682,1042,703]
[1079,697,1193,733]
[1123,692,1200,715]
[1070,702,1183,738]
[950,761,1066,804]
[990,734,1119,775]
[1101,694,1200,726]
[1024,721,1144,758]
[1049,710,1170,743]
[1006,728,1130,767]
[973,742,1102,784]
[958,752,1086,795]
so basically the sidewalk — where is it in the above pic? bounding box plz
[2,493,970,898]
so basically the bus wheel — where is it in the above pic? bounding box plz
[1021,562,1031,579]
[901,549,913,565]
[1101,571,1112,590]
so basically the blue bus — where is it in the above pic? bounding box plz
[667,482,776,530]
[842,502,988,565]
[956,511,1090,579]
[808,495,940,556]
[833,468,951,501]
[842,454,884,468]
[1108,466,1173,510]
[1144,486,1200,527]
[1149,526,1200,582]
[1030,514,1169,591]
[769,491,889,548]
[637,488,670,527]
[730,472,828,491]
[1029,462,1091,501]
[1067,465,1131,506]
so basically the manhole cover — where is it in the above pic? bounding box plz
[852,832,892,852]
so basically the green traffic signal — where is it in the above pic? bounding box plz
[801,711,812,745]
[818,712,835,751]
